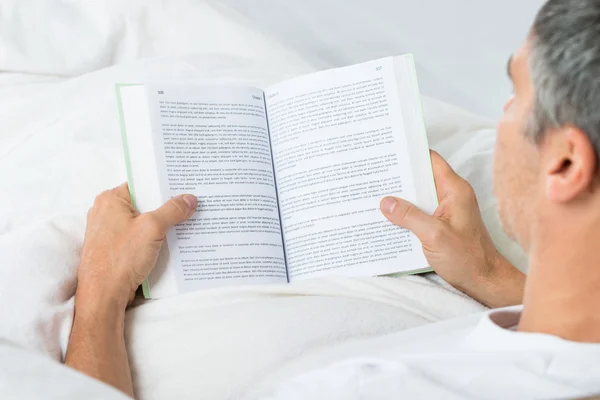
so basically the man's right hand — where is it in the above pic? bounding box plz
[380,150,525,308]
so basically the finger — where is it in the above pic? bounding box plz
[111,182,132,202]
[148,194,198,232]
[380,196,441,238]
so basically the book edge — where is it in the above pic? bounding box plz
[406,55,438,214]
[394,54,438,213]
[115,83,151,299]
[392,55,438,275]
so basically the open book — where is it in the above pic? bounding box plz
[116,55,437,299]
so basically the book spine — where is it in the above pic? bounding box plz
[263,94,290,283]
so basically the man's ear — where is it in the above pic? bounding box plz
[545,126,597,203]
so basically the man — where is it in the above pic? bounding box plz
[61,0,600,397]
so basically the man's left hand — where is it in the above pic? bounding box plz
[76,182,197,308]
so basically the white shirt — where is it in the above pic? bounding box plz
[254,306,600,399]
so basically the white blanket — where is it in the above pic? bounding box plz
[0,1,527,399]
[0,55,526,400]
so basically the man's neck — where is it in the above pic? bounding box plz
[519,201,600,342]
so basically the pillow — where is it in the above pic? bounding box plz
[0,0,310,76]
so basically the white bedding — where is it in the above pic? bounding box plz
[0,1,528,399]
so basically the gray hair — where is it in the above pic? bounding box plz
[528,0,600,157]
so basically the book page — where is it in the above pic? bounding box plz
[145,85,287,293]
[265,56,434,280]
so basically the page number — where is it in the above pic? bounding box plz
[158,90,164,95]
[375,66,382,71]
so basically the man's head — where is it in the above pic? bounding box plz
[494,0,600,249]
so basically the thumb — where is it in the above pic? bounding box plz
[429,150,463,193]
[149,194,198,231]
[430,150,457,179]
[380,196,440,239]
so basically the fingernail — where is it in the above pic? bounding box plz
[381,197,397,214]
[183,194,198,210]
